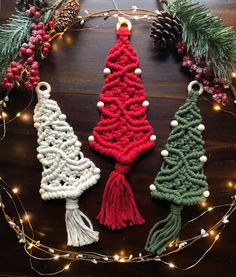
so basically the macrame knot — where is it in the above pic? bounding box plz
[116,27,131,38]
[170,204,183,215]
[115,163,130,175]
[66,198,79,210]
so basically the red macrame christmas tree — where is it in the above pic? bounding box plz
[89,25,156,230]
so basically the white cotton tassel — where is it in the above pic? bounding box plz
[65,199,99,247]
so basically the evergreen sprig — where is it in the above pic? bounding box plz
[168,0,236,80]
[0,11,33,82]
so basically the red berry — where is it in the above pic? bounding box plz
[29,69,39,76]
[44,42,51,47]
[20,47,27,55]
[38,30,45,37]
[43,47,49,54]
[37,23,44,29]
[22,43,29,49]
[31,23,38,30]
[4,82,14,89]
[29,44,36,50]
[37,35,43,41]
[7,73,14,80]
[43,35,50,41]
[11,68,18,75]
[14,74,20,80]
[33,81,39,87]
[25,10,31,16]
[2,77,8,83]
[35,11,41,18]
[24,81,33,90]
[29,6,36,14]
[49,21,55,30]
[32,62,39,69]
[11,61,17,67]
[26,48,34,56]
[195,74,202,81]
[30,36,38,44]
[27,57,34,64]
[29,76,36,83]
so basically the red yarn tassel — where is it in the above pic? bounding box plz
[97,163,145,230]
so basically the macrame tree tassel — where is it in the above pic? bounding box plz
[34,82,100,247]
[145,204,182,254]
[89,18,156,230]
[97,163,144,230]
[65,199,98,246]
[145,81,209,255]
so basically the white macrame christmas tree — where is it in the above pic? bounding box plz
[34,81,100,247]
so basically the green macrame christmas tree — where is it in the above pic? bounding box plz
[145,82,209,255]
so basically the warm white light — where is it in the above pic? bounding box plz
[54,255,60,260]
[64,264,70,270]
[12,187,19,194]
[16,112,21,117]
[27,243,34,249]
[208,207,213,212]
[169,262,175,268]
[213,104,221,111]
[215,234,220,240]
[113,255,120,261]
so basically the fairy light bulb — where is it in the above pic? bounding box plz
[113,254,120,261]
[210,230,216,236]
[16,112,21,117]
[208,207,213,212]
[54,255,60,260]
[200,201,208,208]
[1,112,8,119]
[231,72,236,78]
[64,264,70,270]
[227,181,233,188]
[169,262,175,268]
[12,187,19,194]
[213,104,221,111]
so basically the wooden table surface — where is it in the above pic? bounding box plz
[0,0,236,276]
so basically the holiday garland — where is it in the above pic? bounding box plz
[167,0,236,81]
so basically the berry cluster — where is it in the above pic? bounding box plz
[16,0,48,14]
[2,22,51,91]
[2,62,22,89]
[176,42,229,105]
[25,6,41,18]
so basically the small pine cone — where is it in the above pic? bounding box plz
[150,11,181,50]
[54,0,80,32]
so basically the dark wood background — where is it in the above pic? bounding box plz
[0,0,236,276]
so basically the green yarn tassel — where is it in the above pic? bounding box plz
[145,204,182,255]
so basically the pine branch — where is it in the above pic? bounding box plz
[0,11,33,82]
[168,0,236,80]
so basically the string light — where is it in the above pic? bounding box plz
[12,187,19,194]
[200,201,208,208]
[231,72,236,78]
[1,112,8,119]
[16,112,21,117]
[54,255,60,260]
[169,262,175,268]
[213,104,221,111]
[208,207,213,212]
[209,230,216,236]
[64,264,70,270]
[113,254,120,261]
[227,181,234,188]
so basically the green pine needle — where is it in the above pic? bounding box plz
[0,11,33,82]
[168,0,236,80]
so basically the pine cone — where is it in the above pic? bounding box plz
[54,0,80,32]
[150,11,181,50]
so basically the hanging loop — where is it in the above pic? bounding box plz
[188,80,204,95]
[116,17,132,31]
[36,81,51,94]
